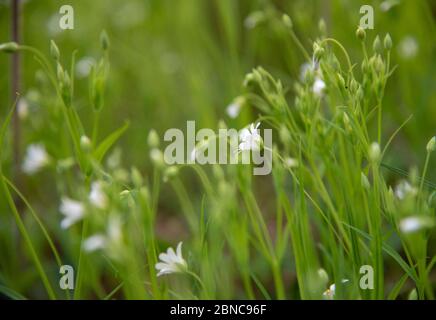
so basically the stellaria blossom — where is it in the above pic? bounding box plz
[89,181,108,209]
[22,144,50,175]
[155,242,188,277]
[60,197,85,229]
[323,279,349,300]
[238,122,262,152]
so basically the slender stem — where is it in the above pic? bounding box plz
[11,0,21,185]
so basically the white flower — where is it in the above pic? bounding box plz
[83,234,106,252]
[244,11,265,29]
[17,98,29,119]
[75,57,95,78]
[284,157,299,169]
[238,122,262,152]
[89,181,108,209]
[300,62,313,81]
[398,36,418,60]
[155,242,187,277]
[22,144,50,175]
[60,197,85,229]
[380,0,400,12]
[313,77,326,96]
[323,279,349,300]
[84,216,123,253]
[399,216,434,234]
[394,180,417,200]
[226,97,245,119]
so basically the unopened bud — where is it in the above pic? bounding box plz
[356,27,366,41]
[80,135,92,152]
[384,33,392,50]
[369,142,381,162]
[0,42,19,53]
[50,40,60,60]
[373,35,382,54]
[147,129,160,148]
[426,136,436,152]
[282,14,293,29]
[100,30,110,51]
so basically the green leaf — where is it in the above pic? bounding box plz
[343,223,419,283]
[93,121,130,163]
[387,273,409,300]
[0,284,27,300]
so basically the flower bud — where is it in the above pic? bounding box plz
[317,268,329,286]
[56,62,64,81]
[147,129,160,148]
[318,19,327,36]
[243,72,255,87]
[100,30,110,51]
[150,148,164,168]
[80,135,92,152]
[361,172,370,189]
[313,43,325,61]
[282,14,293,29]
[0,42,19,53]
[163,166,179,182]
[131,167,143,187]
[356,27,366,41]
[373,35,382,54]
[426,136,436,153]
[384,33,392,50]
[408,289,418,300]
[369,142,381,163]
[50,40,60,60]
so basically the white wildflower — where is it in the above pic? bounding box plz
[394,180,417,200]
[398,36,418,59]
[155,242,188,277]
[299,62,313,81]
[244,11,265,29]
[380,0,400,12]
[75,57,95,78]
[226,97,245,119]
[17,98,29,120]
[60,197,85,229]
[323,279,349,300]
[22,144,50,175]
[84,216,123,253]
[89,181,108,209]
[83,234,106,252]
[239,122,262,152]
[399,216,434,234]
[313,77,326,97]
[284,157,299,169]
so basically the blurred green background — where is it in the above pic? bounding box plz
[1,0,435,168]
